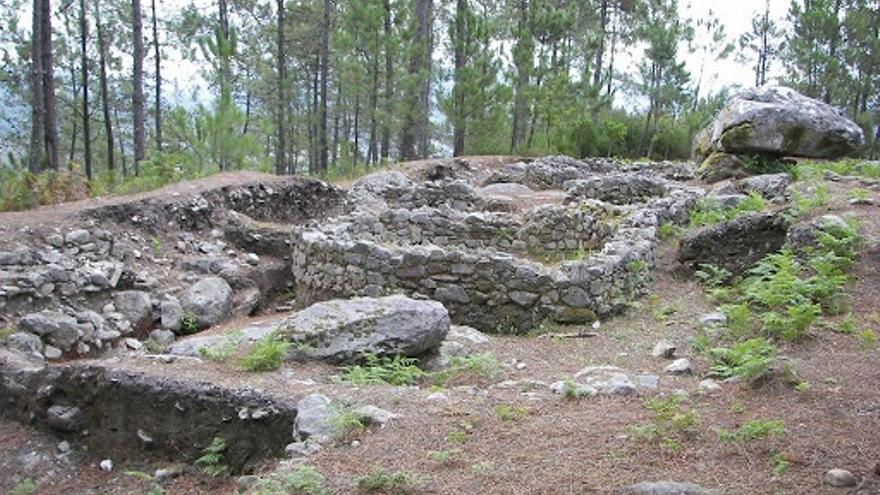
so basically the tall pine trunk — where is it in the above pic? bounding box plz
[592,0,607,87]
[451,0,466,156]
[41,0,60,170]
[274,0,286,174]
[29,0,45,173]
[96,0,114,178]
[510,0,530,153]
[132,0,146,175]
[79,0,92,180]
[380,0,393,161]
[151,0,162,151]
[317,0,331,173]
[368,52,379,164]
[401,0,433,160]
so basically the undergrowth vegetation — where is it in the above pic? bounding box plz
[238,332,290,372]
[791,159,880,181]
[339,354,426,386]
[628,396,701,453]
[252,465,328,495]
[0,169,90,212]
[693,207,861,383]
[688,192,766,228]
[195,436,228,477]
[356,468,424,494]
[338,351,505,388]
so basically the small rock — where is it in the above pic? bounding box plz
[99,459,114,472]
[124,338,143,350]
[46,405,82,432]
[623,481,709,495]
[651,340,676,359]
[698,379,721,393]
[4,332,44,356]
[665,358,692,375]
[43,345,62,360]
[245,253,260,265]
[19,311,80,352]
[285,441,323,457]
[149,329,175,347]
[57,441,71,454]
[699,312,727,327]
[154,464,187,481]
[426,392,448,401]
[446,325,489,345]
[824,469,857,488]
[65,229,91,245]
[354,405,400,426]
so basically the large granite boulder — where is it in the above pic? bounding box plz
[277,295,450,363]
[678,212,789,275]
[694,86,864,160]
[180,277,234,330]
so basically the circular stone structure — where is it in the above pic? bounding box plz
[292,156,704,333]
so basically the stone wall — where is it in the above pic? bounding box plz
[339,202,615,255]
[0,176,346,360]
[565,173,671,204]
[291,190,700,334]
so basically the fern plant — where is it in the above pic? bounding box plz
[195,437,228,477]
[339,353,425,386]
[708,338,777,380]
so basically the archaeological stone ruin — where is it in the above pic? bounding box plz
[0,86,876,492]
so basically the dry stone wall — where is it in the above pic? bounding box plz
[0,176,345,360]
[292,160,704,333]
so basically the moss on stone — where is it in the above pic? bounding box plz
[692,128,713,159]
[552,307,597,325]
[698,152,750,183]
[781,125,806,152]
[719,123,754,150]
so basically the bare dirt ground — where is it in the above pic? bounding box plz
[0,171,294,233]
[1,162,879,495]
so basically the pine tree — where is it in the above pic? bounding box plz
[739,0,780,87]
[79,0,92,179]
[132,0,146,175]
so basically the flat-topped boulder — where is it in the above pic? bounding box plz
[277,295,450,363]
[694,86,863,160]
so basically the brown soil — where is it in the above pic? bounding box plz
[0,171,293,232]
[1,163,879,494]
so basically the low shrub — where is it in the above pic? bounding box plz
[718,418,785,444]
[356,468,424,494]
[238,332,289,372]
